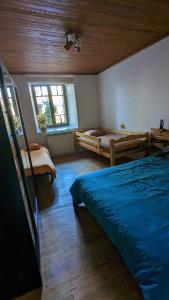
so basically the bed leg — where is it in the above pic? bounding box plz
[110,140,115,166]
[146,132,150,156]
[110,156,115,166]
[50,174,55,184]
[73,130,78,153]
[146,145,149,157]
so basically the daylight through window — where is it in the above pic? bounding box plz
[31,84,68,128]
[0,85,18,117]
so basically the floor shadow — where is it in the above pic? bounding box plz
[15,288,42,300]
[35,175,59,211]
[72,205,143,300]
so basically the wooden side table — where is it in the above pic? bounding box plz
[149,128,169,154]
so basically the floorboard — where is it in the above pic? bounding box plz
[15,152,143,300]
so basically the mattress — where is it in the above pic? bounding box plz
[70,156,169,300]
[21,146,56,177]
[100,133,127,148]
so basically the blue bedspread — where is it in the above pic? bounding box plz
[70,156,169,300]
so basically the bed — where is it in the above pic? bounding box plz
[21,146,56,181]
[150,128,169,152]
[74,129,148,165]
[70,156,169,300]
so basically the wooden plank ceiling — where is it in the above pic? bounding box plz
[0,0,169,74]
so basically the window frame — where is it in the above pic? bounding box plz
[31,83,69,128]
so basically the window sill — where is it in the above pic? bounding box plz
[37,126,78,135]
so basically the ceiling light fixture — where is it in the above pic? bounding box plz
[64,32,81,53]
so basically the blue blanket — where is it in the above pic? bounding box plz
[70,156,169,300]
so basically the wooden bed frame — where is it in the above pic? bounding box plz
[150,128,169,148]
[21,146,56,183]
[74,129,148,166]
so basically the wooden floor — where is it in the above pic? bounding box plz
[15,152,143,300]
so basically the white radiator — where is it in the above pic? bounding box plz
[47,132,74,157]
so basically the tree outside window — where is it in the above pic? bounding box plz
[31,84,69,129]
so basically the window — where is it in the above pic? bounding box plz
[0,85,18,117]
[31,84,69,128]
[6,85,18,117]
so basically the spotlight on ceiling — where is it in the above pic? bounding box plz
[64,32,81,53]
[64,40,73,51]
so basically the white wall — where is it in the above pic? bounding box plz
[74,75,99,129]
[12,74,99,145]
[98,36,169,131]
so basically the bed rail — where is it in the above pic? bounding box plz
[109,133,148,165]
[149,128,169,153]
[74,131,101,154]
